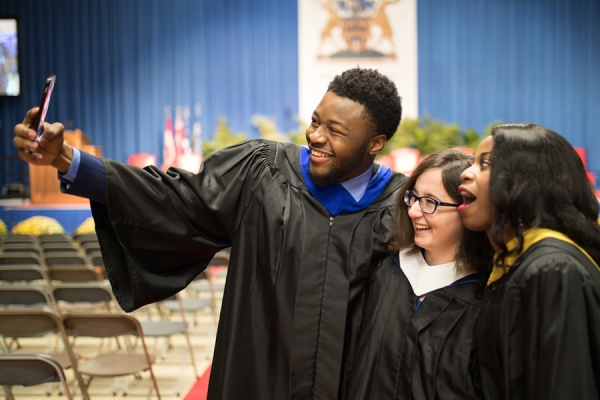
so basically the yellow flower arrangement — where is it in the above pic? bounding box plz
[11,216,65,236]
[75,217,96,235]
[0,218,7,236]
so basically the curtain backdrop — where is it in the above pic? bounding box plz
[1,0,599,191]
[0,0,298,189]
[418,0,600,166]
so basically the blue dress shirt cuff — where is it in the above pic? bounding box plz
[58,148,107,204]
[58,146,81,184]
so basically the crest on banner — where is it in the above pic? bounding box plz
[316,0,400,59]
[298,0,418,121]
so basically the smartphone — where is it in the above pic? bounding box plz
[29,75,56,142]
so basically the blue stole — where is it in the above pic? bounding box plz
[300,147,392,216]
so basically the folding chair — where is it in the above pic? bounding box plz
[0,354,74,400]
[188,252,228,304]
[87,251,107,280]
[0,235,38,245]
[161,290,218,328]
[81,241,101,255]
[38,234,71,244]
[61,313,161,400]
[0,243,42,256]
[50,282,117,314]
[0,266,47,285]
[208,250,230,279]
[47,266,102,283]
[41,242,81,255]
[73,233,99,247]
[0,287,56,353]
[139,293,199,396]
[209,251,230,266]
[0,285,54,311]
[189,269,225,296]
[0,309,84,397]
[44,252,90,268]
[50,283,122,385]
[0,252,44,268]
[87,251,104,267]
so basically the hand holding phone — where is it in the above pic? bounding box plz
[28,75,56,142]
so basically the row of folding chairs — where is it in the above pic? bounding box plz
[0,284,204,398]
[0,252,226,318]
[0,308,161,400]
[0,251,93,267]
[0,264,102,284]
[0,248,229,398]
[1,233,98,244]
[0,234,100,262]
[0,250,229,297]
[0,281,115,311]
[0,259,106,285]
[0,274,210,397]
[1,241,101,256]
[0,258,223,318]
[0,250,105,278]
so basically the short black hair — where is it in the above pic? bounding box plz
[490,123,600,265]
[327,67,402,140]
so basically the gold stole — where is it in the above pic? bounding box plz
[487,228,599,286]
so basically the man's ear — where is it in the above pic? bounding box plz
[368,134,387,155]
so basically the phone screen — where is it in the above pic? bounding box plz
[29,75,56,142]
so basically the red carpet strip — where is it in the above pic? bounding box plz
[183,364,211,400]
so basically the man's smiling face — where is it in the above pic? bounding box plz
[305,91,379,186]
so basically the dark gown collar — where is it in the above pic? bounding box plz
[299,146,392,216]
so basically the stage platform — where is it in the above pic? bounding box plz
[0,198,92,235]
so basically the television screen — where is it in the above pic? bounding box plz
[0,18,20,96]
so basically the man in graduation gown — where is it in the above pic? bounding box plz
[13,67,405,399]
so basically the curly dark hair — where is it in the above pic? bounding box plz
[390,149,494,281]
[327,67,402,140]
[490,123,600,266]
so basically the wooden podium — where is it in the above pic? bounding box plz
[29,130,102,204]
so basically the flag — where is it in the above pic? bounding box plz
[174,106,186,158]
[192,103,203,160]
[161,109,176,171]
[171,105,202,173]
[181,105,193,155]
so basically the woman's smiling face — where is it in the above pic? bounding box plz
[458,135,494,235]
[408,167,463,265]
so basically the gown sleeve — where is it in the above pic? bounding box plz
[90,140,277,312]
[516,253,600,400]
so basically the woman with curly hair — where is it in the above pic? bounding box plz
[459,123,600,399]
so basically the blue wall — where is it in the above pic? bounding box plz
[1,0,599,191]
[418,0,600,171]
[0,0,299,187]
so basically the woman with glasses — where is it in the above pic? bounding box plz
[342,149,493,399]
[459,124,600,400]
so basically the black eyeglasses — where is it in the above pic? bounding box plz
[403,190,461,214]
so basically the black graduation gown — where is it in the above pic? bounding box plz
[342,254,483,400]
[478,238,600,400]
[89,139,406,400]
